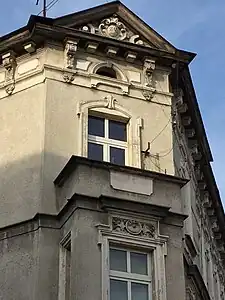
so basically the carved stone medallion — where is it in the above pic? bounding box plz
[99,15,127,40]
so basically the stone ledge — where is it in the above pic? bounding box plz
[54,155,188,188]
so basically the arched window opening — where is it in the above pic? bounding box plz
[96,66,117,79]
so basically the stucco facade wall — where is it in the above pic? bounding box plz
[0,231,39,300]
[0,44,175,225]
[0,83,46,227]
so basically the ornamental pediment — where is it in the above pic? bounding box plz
[75,14,154,47]
[54,2,175,53]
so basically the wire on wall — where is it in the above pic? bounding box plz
[148,80,173,146]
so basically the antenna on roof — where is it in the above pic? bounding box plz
[36,0,47,17]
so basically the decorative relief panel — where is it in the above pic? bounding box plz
[112,216,156,238]
[79,14,151,47]
[97,215,168,300]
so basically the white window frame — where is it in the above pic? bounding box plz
[109,246,152,300]
[88,116,128,164]
[97,215,168,300]
[77,99,143,168]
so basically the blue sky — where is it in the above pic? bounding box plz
[1,0,225,205]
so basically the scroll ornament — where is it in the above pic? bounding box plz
[2,52,17,95]
[112,217,155,238]
[63,39,78,83]
[104,94,117,109]
[143,59,155,87]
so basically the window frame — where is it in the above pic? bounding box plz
[97,216,168,300]
[77,99,143,168]
[58,232,71,300]
[109,246,152,300]
[88,115,128,165]
[96,66,118,79]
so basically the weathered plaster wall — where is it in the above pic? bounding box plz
[0,83,45,227]
[0,231,39,300]
[160,222,186,299]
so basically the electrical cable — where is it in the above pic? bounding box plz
[37,0,61,16]
[150,118,171,144]
[45,0,60,11]
[145,69,179,163]
[158,147,173,158]
[149,62,181,147]
[149,81,173,145]
[149,156,166,173]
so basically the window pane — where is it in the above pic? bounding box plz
[131,283,149,300]
[131,252,148,275]
[110,147,125,165]
[88,116,104,137]
[109,120,127,141]
[88,143,103,161]
[110,249,127,272]
[110,280,128,300]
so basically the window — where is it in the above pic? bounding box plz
[109,247,152,300]
[58,234,71,300]
[88,115,127,165]
[96,66,117,79]
[78,99,143,168]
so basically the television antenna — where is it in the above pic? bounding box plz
[36,0,60,17]
[36,0,47,17]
